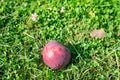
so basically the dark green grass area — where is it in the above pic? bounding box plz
[0,0,120,80]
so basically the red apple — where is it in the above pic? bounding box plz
[42,40,71,70]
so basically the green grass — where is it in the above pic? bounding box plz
[0,0,120,80]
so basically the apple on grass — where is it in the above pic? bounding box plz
[42,40,71,70]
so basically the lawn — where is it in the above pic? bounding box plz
[0,0,120,80]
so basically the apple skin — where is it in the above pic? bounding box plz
[42,41,71,70]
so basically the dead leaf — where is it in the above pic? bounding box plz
[110,39,116,43]
[90,29,105,38]
[89,11,95,18]
[117,33,120,37]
